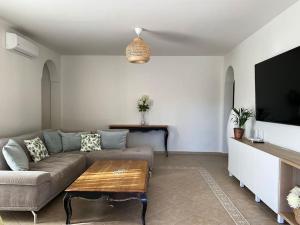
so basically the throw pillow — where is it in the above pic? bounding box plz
[43,130,63,154]
[60,131,89,152]
[80,134,101,152]
[98,129,129,149]
[24,137,49,162]
[2,139,29,171]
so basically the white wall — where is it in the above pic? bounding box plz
[61,56,223,152]
[224,1,300,152]
[0,18,61,137]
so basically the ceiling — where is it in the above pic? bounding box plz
[0,0,297,55]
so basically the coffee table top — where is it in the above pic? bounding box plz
[66,160,148,193]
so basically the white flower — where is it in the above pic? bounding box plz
[291,187,300,196]
[137,95,152,112]
[287,187,300,209]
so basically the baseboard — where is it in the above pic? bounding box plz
[154,151,228,156]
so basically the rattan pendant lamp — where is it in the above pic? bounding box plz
[126,27,150,64]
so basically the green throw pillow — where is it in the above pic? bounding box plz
[2,139,29,171]
[98,130,129,149]
[43,130,63,154]
[24,137,49,162]
[80,134,101,152]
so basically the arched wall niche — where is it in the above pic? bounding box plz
[223,66,235,152]
[41,60,61,129]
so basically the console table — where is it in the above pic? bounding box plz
[109,125,169,157]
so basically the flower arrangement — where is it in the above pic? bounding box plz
[137,95,152,125]
[287,186,300,223]
[287,186,300,209]
[137,95,152,112]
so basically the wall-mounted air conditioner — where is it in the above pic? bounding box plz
[5,32,39,57]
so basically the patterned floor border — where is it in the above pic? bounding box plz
[157,166,250,225]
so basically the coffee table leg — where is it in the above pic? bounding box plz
[63,193,72,224]
[140,193,147,225]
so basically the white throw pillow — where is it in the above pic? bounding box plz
[80,134,101,152]
[24,137,49,162]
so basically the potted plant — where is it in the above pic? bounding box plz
[231,107,254,139]
[137,95,152,125]
[287,186,300,223]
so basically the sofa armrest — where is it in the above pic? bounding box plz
[0,171,51,186]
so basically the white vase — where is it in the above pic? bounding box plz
[141,112,146,125]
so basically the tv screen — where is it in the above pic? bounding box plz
[255,46,300,126]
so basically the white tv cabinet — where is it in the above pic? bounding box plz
[228,138,300,224]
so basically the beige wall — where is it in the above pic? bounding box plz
[61,56,224,152]
[223,1,300,152]
[0,19,61,137]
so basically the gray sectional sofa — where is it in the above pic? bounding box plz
[0,130,153,222]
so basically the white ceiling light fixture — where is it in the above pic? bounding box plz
[126,27,150,64]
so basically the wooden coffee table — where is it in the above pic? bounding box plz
[63,160,149,225]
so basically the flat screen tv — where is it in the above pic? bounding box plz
[255,46,300,126]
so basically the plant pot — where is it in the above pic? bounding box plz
[234,128,245,139]
[294,208,300,224]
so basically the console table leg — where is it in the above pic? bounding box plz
[63,193,72,224]
[140,193,147,225]
[164,129,169,157]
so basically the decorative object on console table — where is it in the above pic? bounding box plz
[109,124,169,157]
[231,107,254,139]
[287,186,300,224]
[137,95,152,125]
[141,112,146,126]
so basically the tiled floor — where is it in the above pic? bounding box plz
[1,153,283,225]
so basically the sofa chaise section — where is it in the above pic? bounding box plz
[29,152,86,197]
[0,170,51,211]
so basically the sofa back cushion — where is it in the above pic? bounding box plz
[98,129,129,149]
[0,131,43,170]
[43,130,63,154]
[60,131,89,152]
[0,138,10,170]
[2,139,29,171]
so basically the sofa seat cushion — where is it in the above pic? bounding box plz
[85,146,153,169]
[30,153,86,195]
